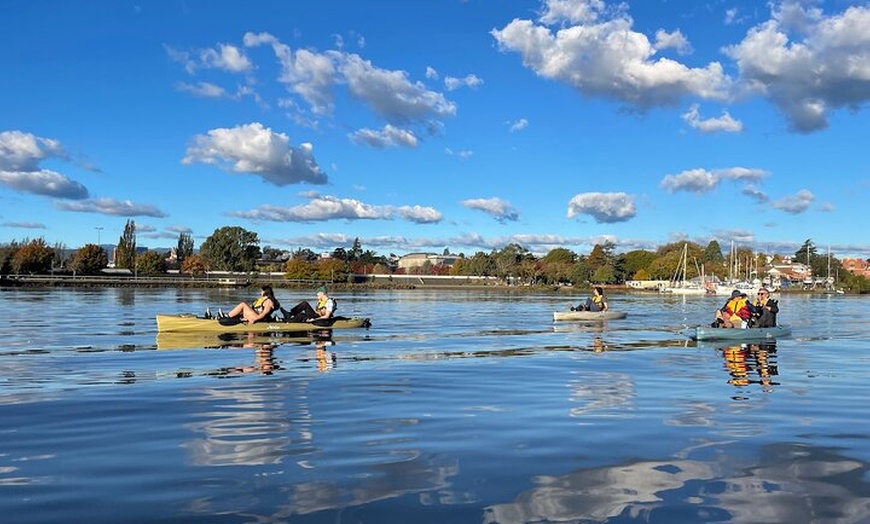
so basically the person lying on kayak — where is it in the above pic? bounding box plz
[571,286,609,312]
[713,290,751,328]
[222,285,280,324]
[747,288,778,328]
[283,285,335,322]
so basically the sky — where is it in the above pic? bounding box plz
[1,0,868,259]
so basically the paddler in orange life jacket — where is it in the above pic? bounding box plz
[713,290,751,328]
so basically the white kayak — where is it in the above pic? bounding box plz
[553,310,628,322]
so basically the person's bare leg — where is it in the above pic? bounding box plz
[227,302,252,318]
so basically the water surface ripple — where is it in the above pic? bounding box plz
[1,288,869,523]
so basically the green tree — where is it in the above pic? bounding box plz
[69,244,108,275]
[541,247,575,265]
[586,243,610,273]
[538,248,575,284]
[620,250,656,280]
[794,238,830,279]
[492,243,528,281]
[293,248,319,261]
[200,226,261,272]
[11,238,55,274]
[0,240,21,275]
[115,219,137,270]
[467,251,495,277]
[702,240,724,265]
[348,238,364,261]
[136,250,167,275]
[592,265,616,284]
[176,232,194,265]
[568,258,591,286]
[587,241,623,282]
[331,247,348,260]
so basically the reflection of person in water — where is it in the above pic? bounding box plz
[591,336,608,353]
[315,340,337,372]
[231,342,280,375]
[721,343,778,389]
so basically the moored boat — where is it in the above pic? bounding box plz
[684,325,791,342]
[553,310,627,322]
[156,313,371,333]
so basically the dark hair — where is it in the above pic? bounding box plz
[260,285,279,309]
[594,286,604,296]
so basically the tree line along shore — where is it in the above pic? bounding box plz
[1,273,863,296]
[3,223,869,293]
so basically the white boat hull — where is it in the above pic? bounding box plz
[553,310,627,322]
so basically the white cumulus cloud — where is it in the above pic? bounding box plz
[462,197,520,223]
[183,122,328,186]
[567,192,636,223]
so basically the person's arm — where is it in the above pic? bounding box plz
[319,298,335,319]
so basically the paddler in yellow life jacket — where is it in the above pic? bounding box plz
[714,290,751,328]
[223,285,280,324]
[571,286,609,312]
[284,285,337,323]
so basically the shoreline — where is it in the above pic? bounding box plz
[1,274,862,295]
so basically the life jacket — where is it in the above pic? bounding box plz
[591,295,605,311]
[724,296,751,321]
[252,295,269,312]
[315,297,336,317]
[252,295,279,320]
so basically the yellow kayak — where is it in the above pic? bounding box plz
[156,313,371,333]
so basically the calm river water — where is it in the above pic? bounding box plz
[1,287,869,523]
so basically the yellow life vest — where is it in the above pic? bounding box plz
[725,296,749,321]
[315,296,336,317]
[252,296,270,312]
[315,296,329,314]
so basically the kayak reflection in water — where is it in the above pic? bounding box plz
[720,342,778,390]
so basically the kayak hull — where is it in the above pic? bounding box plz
[553,310,627,322]
[686,325,791,342]
[156,314,371,333]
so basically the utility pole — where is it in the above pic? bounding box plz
[95,226,103,246]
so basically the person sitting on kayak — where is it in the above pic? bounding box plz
[283,285,335,322]
[747,288,778,328]
[223,285,280,324]
[571,286,609,312]
[713,290,751,328]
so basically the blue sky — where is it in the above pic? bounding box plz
[1,0,868,258]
